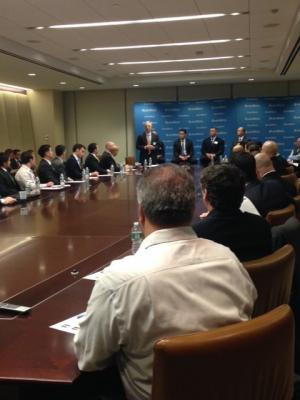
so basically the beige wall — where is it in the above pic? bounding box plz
[63,80,300,162]
[0,91,35,151]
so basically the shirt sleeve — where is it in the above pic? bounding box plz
[74,280,124,372]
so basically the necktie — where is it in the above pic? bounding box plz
[181,140,186,155]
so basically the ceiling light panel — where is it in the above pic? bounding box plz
[136,67,237,75]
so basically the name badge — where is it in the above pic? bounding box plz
[153,142,156,145]
[214,141,218,144]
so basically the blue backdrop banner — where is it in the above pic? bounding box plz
[133,96,300,162]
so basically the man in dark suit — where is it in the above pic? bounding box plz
[99,142,121,172]
[156,140,165,164]
[52,145,67,179]
[65,144,87,180]
[261,140,289,175]
[136,121,159,164]
[0,152,20,196]
[231,152,293,217]
[37,145,60,185]
[172,129,196,164]
[10,149,21,171]
[84,143,107,174]
[200,127,225,167]
[193,164,272,261]
[232,127,249,149]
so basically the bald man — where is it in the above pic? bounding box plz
[99,142,121,172]
[136,121,159,164]
[261,140,289,175]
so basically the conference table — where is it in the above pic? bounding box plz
[0,167,203,399]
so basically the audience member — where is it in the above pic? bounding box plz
[288,137,300,162]
[245,140,262,156]
[52,145,67,178]
[74,163,256,400]
[99,142,121,172]
[15,150,36,190]
[65,144,86,180]
[232,143,244,154]
[0,152,20,196]
[200,127,225,167]
[232,127,249,148]
[172,128,196,164]
[261,140,289,175]
[37,145,60,185]
[84,143,107,174]
[10,149,21,171]
[193,164,272,261]
[136,121,159,164]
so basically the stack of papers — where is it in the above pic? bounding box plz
[50,312,86,334]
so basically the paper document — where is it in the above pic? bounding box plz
[83,271,103,281]
[50,312,86,334]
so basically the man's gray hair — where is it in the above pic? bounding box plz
[137,164,195,227]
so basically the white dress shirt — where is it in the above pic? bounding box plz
[15,164,36,190]
[74,227,256,400]
[240,196,260,215]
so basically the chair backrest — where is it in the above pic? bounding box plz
[281,173,298,190]
[265,203,295,226]
[294,195,300,218]
[284,166,295,175]
[125,156,135,166]
[243,244,295,317]
[152,305,294,400]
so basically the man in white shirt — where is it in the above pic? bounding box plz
[74,164,257,400]
[15,150,37,191]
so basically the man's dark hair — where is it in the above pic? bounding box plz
[13,149,21,156]
[200,164,245,211]
[137,164,195,227]
[179,128,187,134]
[4,148,13,156]
[38,144,51,158]
[55,145,66,157]
[0,152,10,167]
[230,152,257,183]
[73,143,86,152]
[21,150,34,165]
[88,143,98,153]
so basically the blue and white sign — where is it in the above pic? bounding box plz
[133,96,300,161]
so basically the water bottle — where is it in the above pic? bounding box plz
[35,176,40,194]
[82,169,86,181]
[120,163,125,175]
[25,181,31,195]
[60,173,65,187]
[85,167,89,178]
[110,164,115,176]
[149,157,152,167]
[224,155,228,163]
[131,221,143,254]
[143,159,148,171]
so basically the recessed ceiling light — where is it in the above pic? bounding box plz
[133,84,140,87]
[248,78,255,81]
[87,39,234,51]
[59,81,67,85]
[28,73,36,76]
[189,81,196,85]
[230,12,240,16]
[240,66,246,69]
[237,55,244,58]
[36,26,45,30]
[235,38,244,41]
[136,67,236,75]
[48,14,227,30]
[117,56,236,65]
[129,72,135,75]
[108,62,116,66]
[79,86,85,89]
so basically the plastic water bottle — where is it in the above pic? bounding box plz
[60,173,65,187]
[131,221,143,254]
[149,157,152,167]
[143,159,148,171]
[223,155,228,163]
[82,169,86,181]
[85,167,89,178]
[120,163,125,175]
[25,181,31,195]
[35,176,40,194]
[110,164,115,176]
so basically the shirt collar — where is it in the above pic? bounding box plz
[1,167,7,172]
[139,226,197,251]
[43,158,52,165]
[73,153,80,163]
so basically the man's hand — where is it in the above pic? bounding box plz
[47,181,54,187]
[1,197,17,205]
[90,171,99,177]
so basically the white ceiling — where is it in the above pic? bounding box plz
[0,0,299,90]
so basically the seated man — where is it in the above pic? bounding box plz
[74,164,256,400]
[10,149,21,171]
[172,128,196,164]
[231,127,249,149]
[52,145,67,178]
[261,140,289,175]
[37,144,60,185]
[256,152,297,197]
[99,142,121,172]
[65,144,86,180]
[193,164,272,261]
[84,143,107,174]
[200,127,225,167]
[0,152,20,196]
[231,152,293,217]
[15,150,37,190]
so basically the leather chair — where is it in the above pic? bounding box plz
[265,203,295,226]
[281,173,298,192]
[243,244,294,317]
[294,195,300,218]
[125,156,135,166]
[284,165,295,175]
[152,305,294,400]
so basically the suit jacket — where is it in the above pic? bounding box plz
[271,155,289,175]
[232,136,249,149]
[262,171,297,197]
[52,157,67,179]
[173,138,194,162]
[99,151,120,172]
[156,140,165,164]
[136,131,159,163]
[245,179,293,218]
[37,159,60,185]
[10,159,21,170]
[0,168,19,196]
[201,137,225,161]
[65,155,83,180]
[84,153,107,174]
[193,209,272,261]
